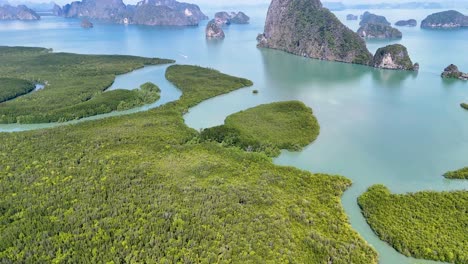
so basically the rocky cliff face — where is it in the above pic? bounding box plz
[214,12,231,25]
[230,12,249,24]
[358,11,402,39]
[206,19,225,39]
[215,11,249,25]
[0,4,40,20]
[52,4,63,16]
[421,10,468,29]
[441,64,468,80]
[372,44,418,71]
[257,0,373,65]
[358,23,402,39]
[395,19,417,27]
[60,0,207,26]
[62,0,126,21]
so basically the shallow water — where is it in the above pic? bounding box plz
[0,8,467,263]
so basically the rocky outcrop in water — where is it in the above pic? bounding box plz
[421,10,468,29]
[214,12,231,25]
[358,11,402,39]
[360,11,390,26]
[130,0,208,26]
[230,12,249,24]
[395,19,417,27]
[257,0,373,65]
[372,44,418,71]
[0,4,40,20]
[441,64,468,80]
[62,0,126,21]
[81,18,93,28]
[346,14,358,20]
[206,19,224,39]
[358,23,402,39]
[214,11,249,25]
[60,0,207,26]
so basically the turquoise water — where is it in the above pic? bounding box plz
[0,8,467,264]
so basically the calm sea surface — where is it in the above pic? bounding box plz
[0,6,467,263]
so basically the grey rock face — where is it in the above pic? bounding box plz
[62,0,126,21]
[206,19,225,39]
[214,11,249,25]
[421,10,468,29]
[357,23,402,39]
[52,4,63,16]
[214,11,231,25]
[0,4,40,20]
[230,12,249,24]
[258,0,373,65]
[60,0,207,26]
[372,44,418,71]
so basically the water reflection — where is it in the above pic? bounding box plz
[371,68,418,88]
[259,48,370,87]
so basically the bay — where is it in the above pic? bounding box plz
[0,7,467,263]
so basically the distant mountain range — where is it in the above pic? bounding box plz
[56,0,208,26]
[323,1,468,11]
[0,0,209,25]
[0,1,56,12]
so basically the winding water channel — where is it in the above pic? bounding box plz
[0,7,467,263]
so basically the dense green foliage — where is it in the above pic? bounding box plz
[359,11,391,26]
[358,185,468,263]
[48,82,161,122]
[284,0,373,65]
[0,46,173,123]
[421,10,468,28]
[201,101,319,157]
[0,77,35,103]
[462,103,468,110]
[0,64,377,263]
[373,44,415,70]
[444,167,468,179]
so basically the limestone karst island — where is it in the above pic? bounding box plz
[0,0,467,263]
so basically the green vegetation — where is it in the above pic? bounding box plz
[47,82,161,123]
[0,46,173,124]
[444,167,468,179]
[421,10,468,28]
[285,0,373,65]
[0,64,377,263]
[461,103,468,110]
[0,77,35,103]
[359,11,391,26]
[373,44,416,70]
[201,101,319,157]
[358,185,468,264]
